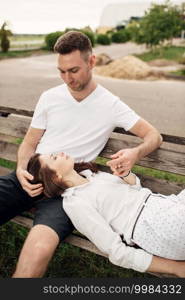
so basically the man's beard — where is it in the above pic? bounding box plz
[68,74,92,92]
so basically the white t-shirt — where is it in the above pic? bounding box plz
[63,170,152,273]
[31,83,140,162]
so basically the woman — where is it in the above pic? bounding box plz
[28,152,185,277]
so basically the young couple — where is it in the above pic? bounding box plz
[0,31,184,277]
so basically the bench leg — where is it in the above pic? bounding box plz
[12,224,59,278]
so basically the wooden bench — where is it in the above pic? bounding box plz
[0,105,185,278]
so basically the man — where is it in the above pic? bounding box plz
[0,31,162,277]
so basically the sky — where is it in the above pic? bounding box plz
[1,0,184,34]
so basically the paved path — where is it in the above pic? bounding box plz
[94,42,148,59]
[0,52,184,137]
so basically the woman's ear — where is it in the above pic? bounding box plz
[55,172,63,184]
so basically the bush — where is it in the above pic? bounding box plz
[111,30,130,43]
[96,34,111,45]
[81,30,96,47]
[45,31,63,51]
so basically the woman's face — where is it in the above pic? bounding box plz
[39,152,74,177]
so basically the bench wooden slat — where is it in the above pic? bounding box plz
[114,127,185,145]
[0,166,12,176]
[140,174,185,195]
[0,106,34,117]
[1,134,185,176]
[0,139,19,162]
[0,114,31,138]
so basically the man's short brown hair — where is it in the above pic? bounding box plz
[54,31,92,56]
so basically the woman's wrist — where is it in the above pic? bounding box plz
[121,170,131,178]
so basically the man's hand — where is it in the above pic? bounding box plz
[16,168,43,197]
[106,148,139,176]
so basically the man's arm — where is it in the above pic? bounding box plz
[128,118,163,160]
[107,118,162,176]
[16,127,45,197]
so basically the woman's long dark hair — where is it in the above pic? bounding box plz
[27,153,98,198]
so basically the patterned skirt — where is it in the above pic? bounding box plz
[133,190,185,260]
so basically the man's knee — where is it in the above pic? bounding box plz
[24,224,60,256]
[28,238,56,262]
[13,225,60,277]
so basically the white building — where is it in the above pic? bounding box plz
[99,1,184,28]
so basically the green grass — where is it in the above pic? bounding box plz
[0,49,51,60]
[0,158,16,170]
[15,137,23,144]
[133,165,185,183]
[135,46,185,63]
[169,69,185,77]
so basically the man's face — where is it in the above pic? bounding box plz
[57,50,95,92]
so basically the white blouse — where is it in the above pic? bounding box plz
[63,170,153,273]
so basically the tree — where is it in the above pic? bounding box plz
[0,22,12,52]
[131,0,184,49]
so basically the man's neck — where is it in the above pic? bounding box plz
[68,80,97,102]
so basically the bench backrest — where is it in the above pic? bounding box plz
[0,106,185,195]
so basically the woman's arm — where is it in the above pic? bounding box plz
[64,197,185,277]
[147,256,185,277]
[63,196,184,276]
[64,196,152,273]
